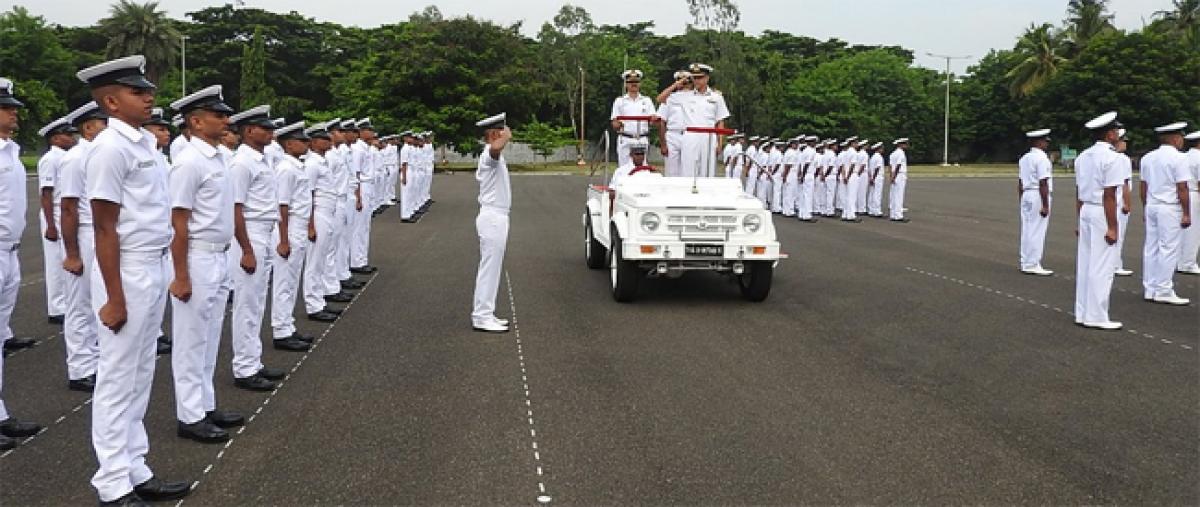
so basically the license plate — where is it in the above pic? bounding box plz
[685,244,724,257]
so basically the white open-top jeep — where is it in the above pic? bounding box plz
[583,124,784,302]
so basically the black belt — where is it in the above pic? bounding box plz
[619,133,646,139]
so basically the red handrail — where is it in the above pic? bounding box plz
[615,115,655,122]
[685,127,737,135]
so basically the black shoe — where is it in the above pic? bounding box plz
[47,314,64,325]
[324,292,353,303]
[69,375,97,392]
[340,280,364,290]
[133,477,191,502]
[274,337,312,351]
[233,375,276,392]
[306,311,338,322]
[177,419,228,443]
[99,492,147,507]
[257,367,287,380]
[321,307,344,316]
[350,266,376,274]
[0,434,14,451]
[3,337,36,351]
[155,341,171,355]
[286,332,314,344]
[205,410,245,428]
[0,417,41,438]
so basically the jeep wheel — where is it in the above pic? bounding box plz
[738,261,773,302]
[609,232,639,302]
[585,213,606,269]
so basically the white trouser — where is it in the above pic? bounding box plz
[782,179,798,216]
[755,175,771,209]
[890,175,908,219]
[62,226,99,380]
[1019,192,1051,269]
[745,167,759,195]
[857,173,869,211]
[770,174,785,212]
[813,179,825,214]
[1115,204,1130,271]
[337,196,353,280]
[1075,204,1118,323]
[1179,191,1200,270]
[679,132,717,178]
[352,182,372,268]
[41,212,66,317]
[90,249,167,502]
[617,135,647,168]
[400,170,414,219]
[868,177,884,215]
[171,250,229,424]
[842,175,861,219]
[798,179,814,219]
[664,132,684,178]
[0,247,19,421]
[230,223,274,379]
[725,163,738,179]
[472,208,509,325]
[326,198,347,293]
[271,217,309,339]
[823,178,836,214]
[306,200,337,314]
[1143,203,1183,298]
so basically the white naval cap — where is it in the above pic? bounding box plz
[304,122,331,139]
[621,69,644,81]
[1185,131,1200,141]
[1153,121,1188,134]
[845,136,858,143]
[806,135,819,142]
[673,70,691,80]
[0,77,23,108]
[1025,128,1051,138]
[229,105,275,128]
[476,112,506,129]
[871,142,883,149]
[1117,128,1127,139]
[144,107,170,127]
[170,85,233,115]
[355,117,374,130]
[37,116,73,137]
[76,55,155,89]
[628,140,648,153]
[689,63,714,75]
[275,121,308,141]
[340,118,358,130]
[171,114,184,128]
[893,137,910,145]
[65,101,105,126]
[272,117,286,128]
[859,138,870,145]
[1084,111,1121,131]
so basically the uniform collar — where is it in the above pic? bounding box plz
[49,145,66,154]
[624,92,642,100]
[0,137,16,153]
[236,143,264,162]
[108,117,145,143]
[1030,146,1046,155]
[188,134,219,159]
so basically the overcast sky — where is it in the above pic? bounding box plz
[13,0,1176,74]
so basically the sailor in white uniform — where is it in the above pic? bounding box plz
[780,138,800,216]
[77,56,191,504]
[656,70,692,178]
[1113,129,1135,277]
[743,136,761,195]
[888,138,910,222]
[842,138,864,222]
[305,123,352,320]
[1073,112,1125,330]
[36,116,75,325]
[611,69,655,168]
[610,141,656,187]
[471,113,513,333]
[677,63,730,179]
[349,118,378,274]
[1139,121,1193,305]
[867,142,886,217]
[723,134,743,179]
[797,137,819,222]
[1177,130,1200,274]
[1017,129,1054,275]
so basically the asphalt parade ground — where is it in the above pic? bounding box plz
[1,173,1197,505]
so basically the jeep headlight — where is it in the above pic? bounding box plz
[743,214,762,233]
[640,212,661,233]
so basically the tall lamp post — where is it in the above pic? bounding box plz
[181,34,190,96]
[577,66,586,166]
[926,52,970,166]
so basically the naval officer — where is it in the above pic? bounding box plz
[1113,129,1135,277]
[611,69,655,168]
[1017,129,1054,275]
[677,64,730,178]
[1073,112,1125,330]
[1179,130,1200,274]
[1139,121,1192,306]
[36,115,75,326]
[888,138,910,222]
[77,55,190,504]
[472,113,513,333]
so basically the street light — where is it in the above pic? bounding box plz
[926,52,970,167]
[181,35,190,96]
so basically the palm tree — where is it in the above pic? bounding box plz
[1063,0,1116,55]
[1155,0,1200,49]
[1005,23,1068,98]
[97,0,180,84]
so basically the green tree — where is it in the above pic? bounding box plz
[1153,0,1200,49]
[514,118,576,163]
[954,50,1025,162]
[238,26,275,109]
[1005,23,1067,98]
[0,6,76,148]
[97,0,181,83]
[1063,0,1116,55]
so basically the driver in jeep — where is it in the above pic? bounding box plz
[610,141,658,187]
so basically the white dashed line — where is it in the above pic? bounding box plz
[504,272,553,505]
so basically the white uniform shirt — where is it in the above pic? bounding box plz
[611,93,655,137]
[1141,145,1191,205]
[351,140,371,183]
[869,152,885,180]
[889,148,908,176]
[37,145,67,203]
[329,144,350,197]
[1187,148,1200,192]
[305,150,336,201]
[853,148,869,175]
[1018,147,1053,191]
[743,145,759,168]
[1074,141,1123,205]
[768,147,783,174]
[275,154,312,218]
[229,144,279,224]
[399,144,412,173]
[476,149,511,211]
[782,148,799,180]
[678,88,730,129]
[1116,153,1133,207]
[57,139,96,225]
[0,137,25,243]
[170,136,234,244]
[723,143,740,166]
[799,147,816,179]
[755,148,770,173]
[837,149,852,177]
[423,144,434,170]
[169,134,190,163]
[87,118,171,251]
[264,141,284,170]
[657,92,687,134]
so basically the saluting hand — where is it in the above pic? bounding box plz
[98,301,127,333]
